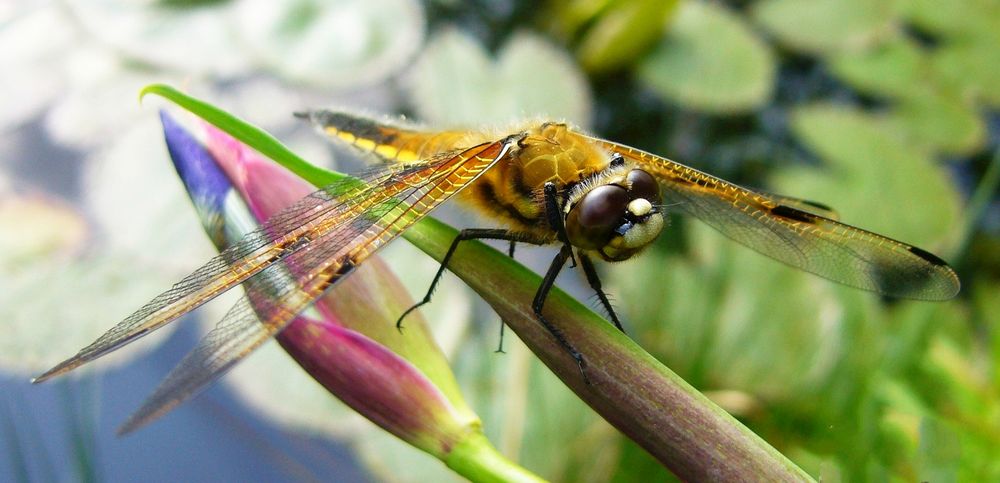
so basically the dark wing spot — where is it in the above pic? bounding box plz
[771,204,817,224]
[335,258,356,278]
[907,246,949,267]
[798,199,835,213]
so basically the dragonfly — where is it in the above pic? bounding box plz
[34,111,961,433]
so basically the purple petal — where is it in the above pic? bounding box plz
[160,111,231,216]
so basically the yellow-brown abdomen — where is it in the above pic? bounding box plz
[308,111,480,163]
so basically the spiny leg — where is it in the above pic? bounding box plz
[543,182,576,268]
[577,252,625,333]
[533,244,589,384]
[396,228,552,330]
[494,321,506,354]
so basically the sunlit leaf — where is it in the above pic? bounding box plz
[409,28,593,127]
[637,1,775,113]
[575,0,679,73]
[66,0,251,75]
[233,0,425,87]
[752,0,896,54]
[900,0,1000,40]
[928,39,1000,108]
[829,34,925,100]
[886,94,986,156]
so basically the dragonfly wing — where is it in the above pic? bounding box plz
[32,168,410,383]
[585,135,960,300]
[116,138,516,432]
[117,259,331,435]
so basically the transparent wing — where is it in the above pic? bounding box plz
[115,138,515,433]
[584,134,960,300]
[34,166,406,382]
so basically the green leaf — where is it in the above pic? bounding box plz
[753,0,897,54]
[828,34,925,100]
[886,94,986,156]
[827,33,988,155]
[575,0,679,73]
[900,0,1000,40]
[928,39,1000,108]
[232,0,425,88]
[636,1,775,113]
[776,104,960,248]
[409,28,593,127]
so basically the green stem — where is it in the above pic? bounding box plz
[445,431,547,483]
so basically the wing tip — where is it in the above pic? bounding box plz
[116,416,148,437]
[31,359,80,384]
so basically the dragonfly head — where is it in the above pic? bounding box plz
[564,167,664,262]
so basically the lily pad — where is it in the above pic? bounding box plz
[636,1,775,114]
[829,34,925,100]
[752,0,897,54]
[900,0,1000,40]
[886,94,986,156]
[409,28,593,127]
[928,39,1000,108]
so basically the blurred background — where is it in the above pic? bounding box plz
[2,0,997,481]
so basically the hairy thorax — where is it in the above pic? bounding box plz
[458,122,612,236]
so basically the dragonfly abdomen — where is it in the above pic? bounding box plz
[305,111,480,164]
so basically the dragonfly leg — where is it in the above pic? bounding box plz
[494,319,506,354]
[543,182,577,268]
[533,244,589,384]
[577,252,625,333]
[395,228,551,331]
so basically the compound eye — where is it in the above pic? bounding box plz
[566,185,629,249]
[578,185,628,230]
[627,169,660,204]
